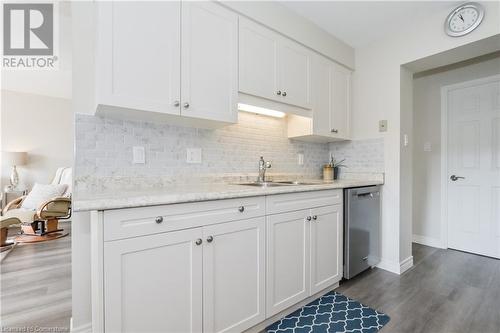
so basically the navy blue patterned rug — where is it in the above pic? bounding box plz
[266,291,390,333]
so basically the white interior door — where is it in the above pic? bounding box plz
[181,1,238,123]
[202,218,266,333]
[446,75,500,259]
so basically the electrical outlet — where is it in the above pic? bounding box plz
[423,142,432,152]
[186,148,202,164]
[379,120,388,132]
[132,146,145,164]
[297,153,304,165]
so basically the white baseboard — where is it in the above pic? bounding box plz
[376,259,400,274]
[70,318,92,333]
[377,256,413,275]
[399,256,413,274]
[413,234,445,249]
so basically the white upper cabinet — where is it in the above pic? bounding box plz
[330,62,351,139]
[288,54,352,142]
[239,17,312,110]
[181,2,238,123]
[95,1,238,125]
[278,38,312,109]
[239,17,279,103]
[96,1,181,116]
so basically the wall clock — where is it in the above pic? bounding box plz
[445,2,484,37]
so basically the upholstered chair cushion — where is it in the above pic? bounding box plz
[20,183,67,211]
[3,209,37,223]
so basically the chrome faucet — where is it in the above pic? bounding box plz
[258,156,272,183]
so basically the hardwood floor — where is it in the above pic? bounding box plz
[0,222,71,332]
[337,243,500,333]
[1,229,499,333]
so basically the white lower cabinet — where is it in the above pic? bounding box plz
[266,209,310,316]
[104,228,203,333]
[203,217,266,333]
[99,190,343,332]
[310,205,343,294]
[103,217,265,333]
[266,203,343,317]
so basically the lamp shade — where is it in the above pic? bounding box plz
[3,151,28,166]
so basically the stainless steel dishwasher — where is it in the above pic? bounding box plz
[344,186,381,279]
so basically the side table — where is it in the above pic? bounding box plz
[1,187,28,215]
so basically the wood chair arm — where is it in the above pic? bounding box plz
[3,195,26,214]
[36,197,72,219]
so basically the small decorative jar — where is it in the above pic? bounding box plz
[323,165,334,181]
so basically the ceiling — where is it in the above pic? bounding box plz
[279,1,460,48]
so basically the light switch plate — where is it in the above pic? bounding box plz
[379,120,388,132]
[186,148,202,164]
[297,153,304,165]
[403,134,409,147]
[132,146,145,164]
[423,142,432,152]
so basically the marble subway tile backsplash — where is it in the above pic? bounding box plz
[329,138,385,174]
[75,112,330,192]
[75,112,385,193]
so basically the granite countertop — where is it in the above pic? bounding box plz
[73,179,383,212]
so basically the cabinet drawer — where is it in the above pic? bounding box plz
[103,196,265,241]
[266,189,342,215]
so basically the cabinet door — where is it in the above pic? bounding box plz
[331,63,351,138]
[96,1,181,115]
[311,55,333,137]
[310,205,343,294]
[104,228,203,333]
[181,2,238,123]
[239,17,279,102]
[266,210,310,317]
[278,38,312,109]
[203,218,266,333]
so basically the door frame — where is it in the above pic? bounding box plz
[440,74,500,250]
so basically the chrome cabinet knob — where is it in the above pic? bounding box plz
[173,100,180,107]
[155,216,163,224]
[238,206,245,213]
[312,215,318,220]
[450,175,465,181]
[331,129,338,133]
[207,236,214,243]
[195,238,202,246]
[306,216,312,221]
[183,102,190,108]
[282,91,287,97]
[276,90,282,96]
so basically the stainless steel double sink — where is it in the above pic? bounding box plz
[237,180,320,188]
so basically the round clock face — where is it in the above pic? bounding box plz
[445,3,484,37]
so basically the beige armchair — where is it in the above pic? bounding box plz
[0,216,21,247]
[3,168,72,237]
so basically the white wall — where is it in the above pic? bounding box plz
[352,1,500,272]
[0,90,73,190]
[412,55,500,247]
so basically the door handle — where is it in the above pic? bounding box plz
[450,175,465,181]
